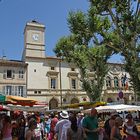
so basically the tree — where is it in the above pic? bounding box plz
[88,0,140,97]
[55,0,140,101]
[54,11,112,101]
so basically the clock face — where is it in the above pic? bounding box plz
[32,34,39,41]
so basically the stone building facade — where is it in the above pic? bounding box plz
[0,20,135,109]
[21,21,134,109]
[0,59,27,97]
[102,63,135,104]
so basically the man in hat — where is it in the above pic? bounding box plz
[55,111,70,140]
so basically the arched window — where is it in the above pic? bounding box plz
[106,76,111,88]
[114,77,119,88]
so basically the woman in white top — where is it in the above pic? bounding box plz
[123,114,139,140]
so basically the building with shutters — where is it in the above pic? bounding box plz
[0,59,27,97]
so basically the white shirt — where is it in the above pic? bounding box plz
[61,121,71,140]
[55,119,70,140]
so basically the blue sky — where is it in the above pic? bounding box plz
[0,0,122,62]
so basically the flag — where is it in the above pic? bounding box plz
[125,81,129,90]
[122,74,127,84]
[122,74,129,90]
[122,74,128,90]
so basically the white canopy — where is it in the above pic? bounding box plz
[106,104,140,112]
[6,104,47,112]
[96,105,116,113]
[82,104,140,113]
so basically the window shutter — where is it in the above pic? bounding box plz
[12,86,14,95]
[3,70,6,79]
[23,86,26,97]
[12,70,15,79]
[2,86,5,95]
[15,86,18,96]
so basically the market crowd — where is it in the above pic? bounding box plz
[0,108,140,140]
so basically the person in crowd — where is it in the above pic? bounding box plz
[49,112,58,140]
[61,112,77,140]
[103,112,118,140]
[40,118,45,139]
[67,114,85,140]
[17,117,26,140]
[44,116,51,139]
[0,114,6,139]
[123,113,139,140]
[82,108,99,140]
[11,120,19,140]
[55,111,70,140]
[2,115,12,140]
[25,118,37,140]
[110,117,123,140]
[34,118,42,140]
[77,113,84,128]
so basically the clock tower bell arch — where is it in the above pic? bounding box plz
[22,20,46,60]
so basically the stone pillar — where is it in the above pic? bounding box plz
[111,79,114,88]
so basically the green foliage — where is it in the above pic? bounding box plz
[54,0,140,101]
[89,0,140,97]
[54,36,109,101]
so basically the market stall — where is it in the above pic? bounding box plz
[6,104,46,112]
[82,104,140,114]
[6,95,37,106]
[58,101,106,109]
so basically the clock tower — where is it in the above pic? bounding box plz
[22,20,46,60]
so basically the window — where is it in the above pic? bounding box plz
[106,76,111,88]
[71,68,75,71]
[7,70,13,78]
[34,91,41,94]
[6,86,12,95]
[51,67,55,70]
[3,70,15,79]
[51,78,56,89]
[114,77,119,87]
[19,70,24,79]
[71,79,76,89]
[7,70,12,78]
[18,86,23,96]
